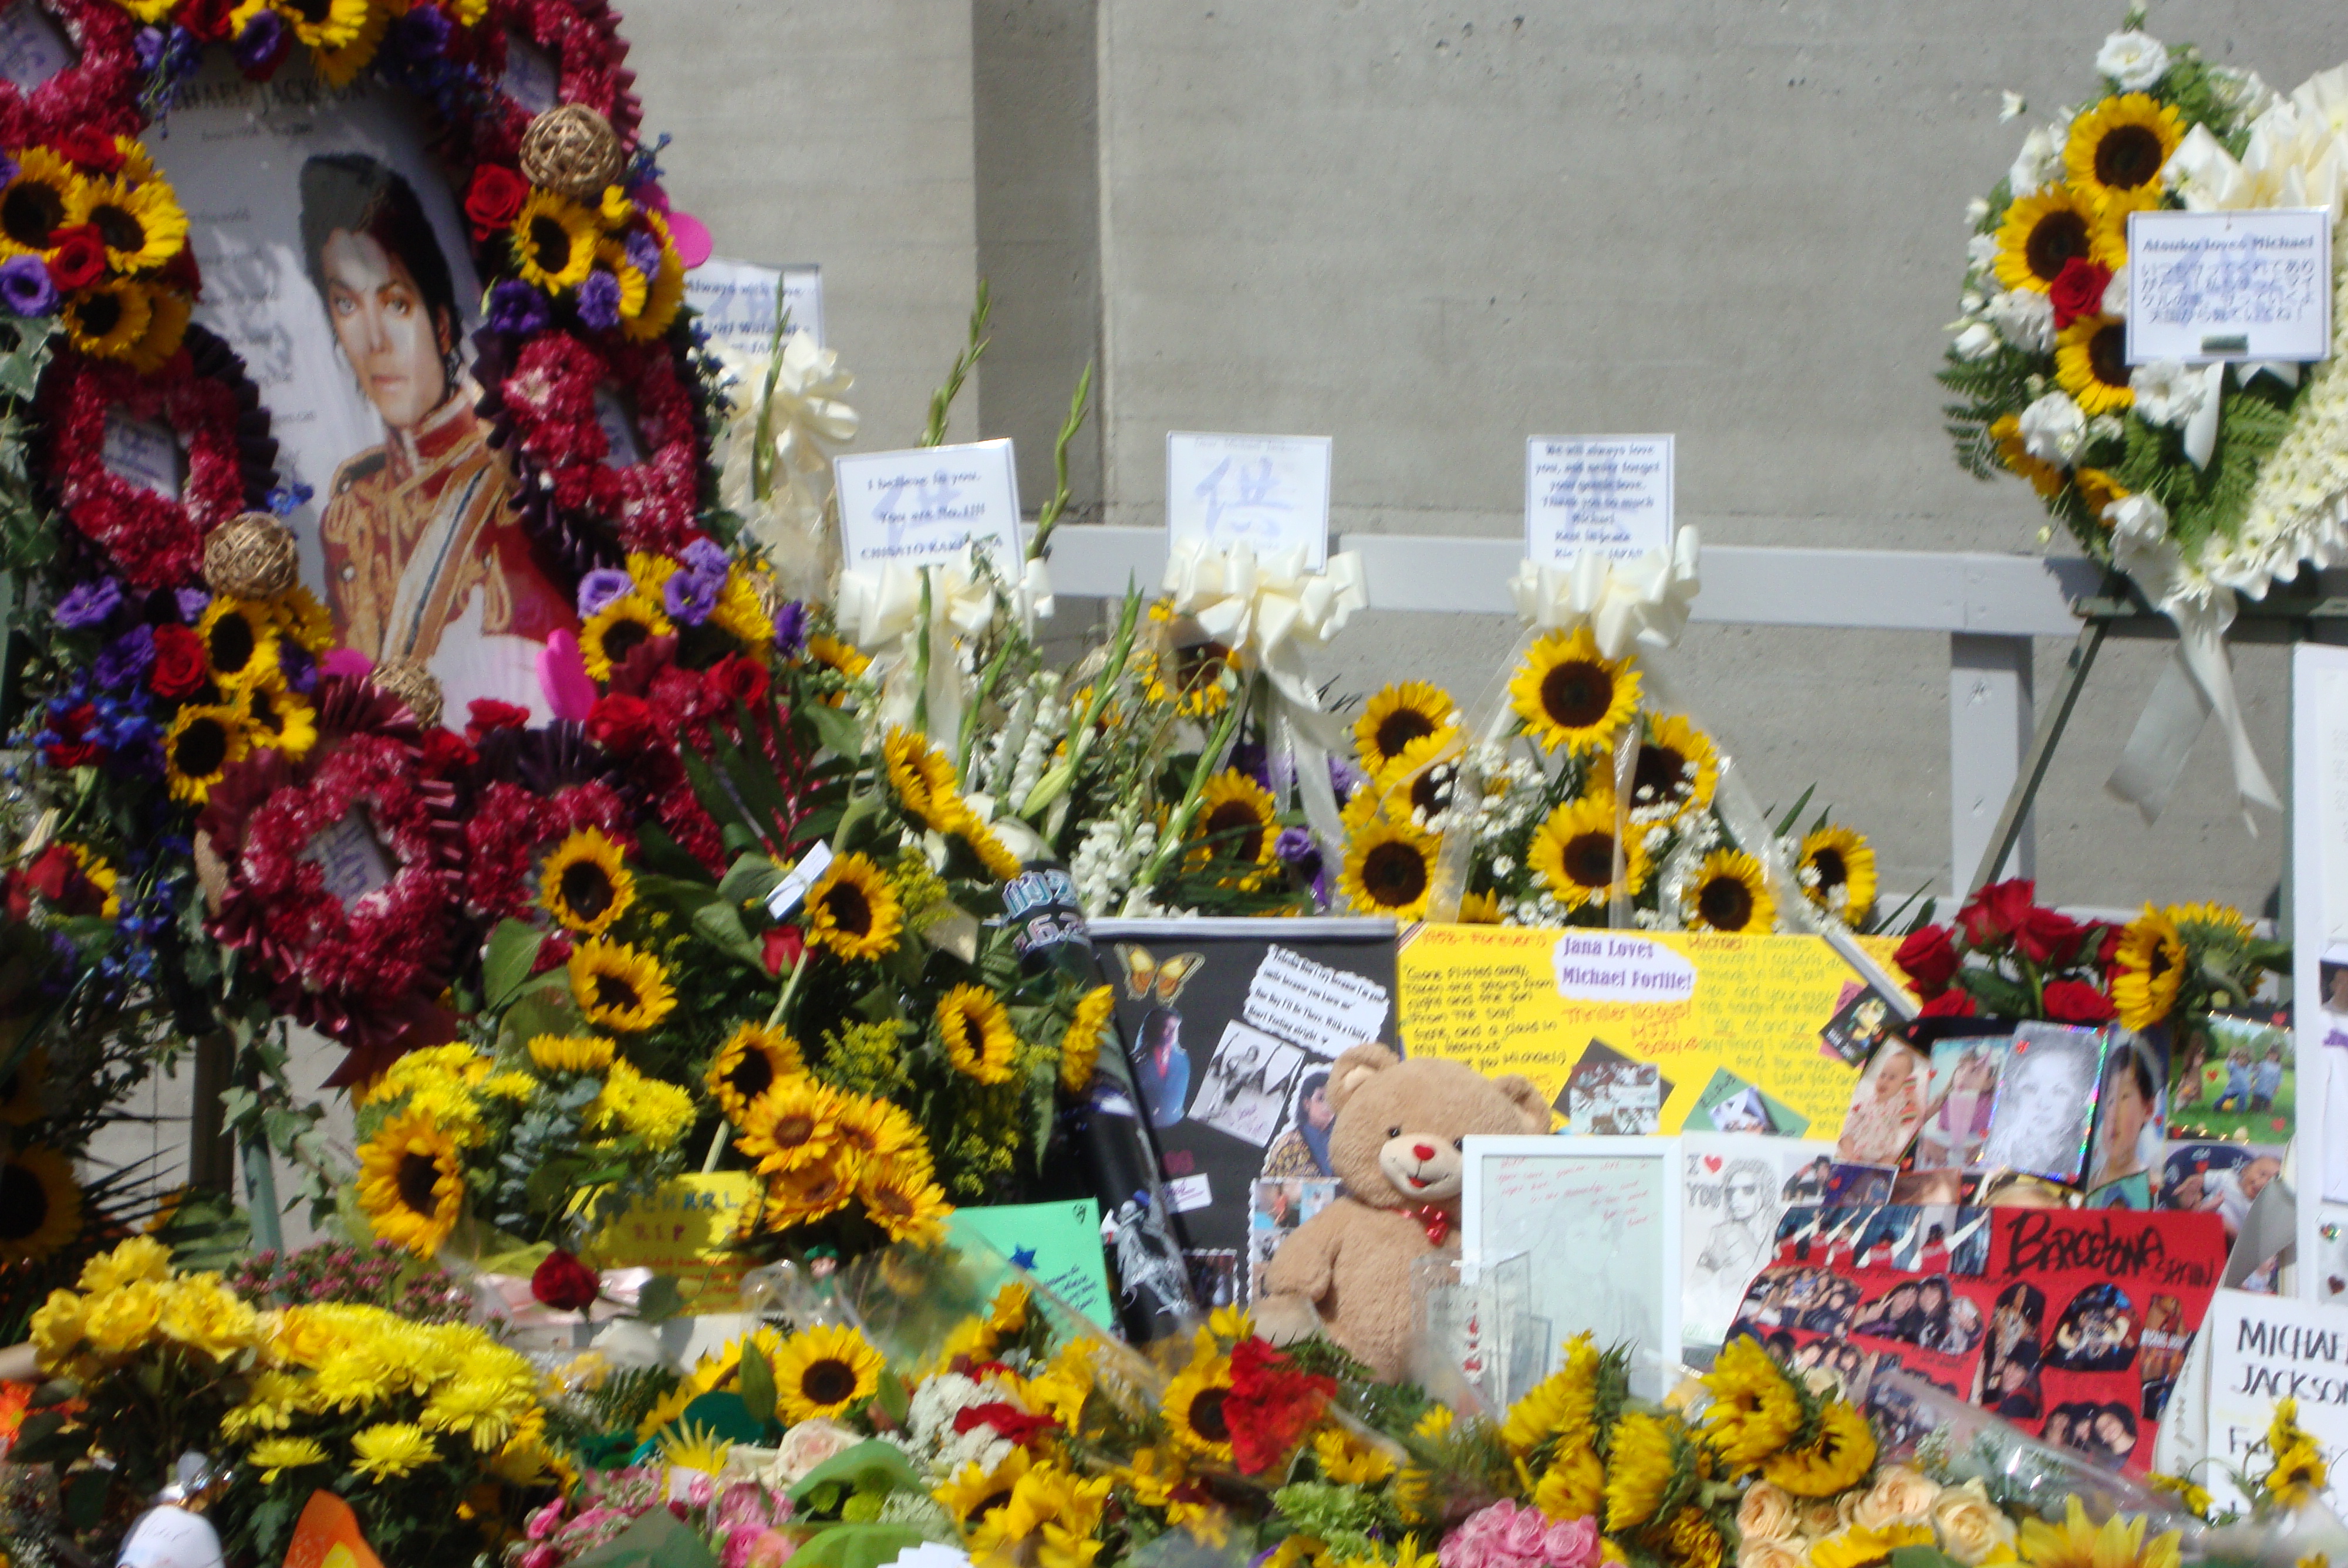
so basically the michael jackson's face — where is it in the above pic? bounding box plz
[322,228,449,430]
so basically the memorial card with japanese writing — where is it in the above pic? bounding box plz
[1164,431,1332,567]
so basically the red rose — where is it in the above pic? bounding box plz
[52,129,123,175]
[2048,257,2114,332]
[465,698,531,745]
[585,692,657,755]
[44,703,100,768]
[2043,979,2117,1024]
[1894,924,1959,995]
[180,0,238,39]
[22,842,95,914]
[2097,925,2124,968]
[45,226,106,292]
[157,244,202,296]
[419,726,475,777]
[2015,907,2087,967]
[1955,877,2035,948]
[149,625,207,697]
[530,1249,602,1313]
[464,164,530,240]
[1918,989,1978,1019]
[761,924,803,978]
[710,654,770,708]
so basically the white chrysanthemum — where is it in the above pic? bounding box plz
[1999,90,2027,123]
[1952,320,1999,361]
[2100,264,2130,319]
[2130,360,2206,427]
[1964,232,1999,273]
[2019,390,2087,465]
[1987,289,2055,353]
[2096,30,2170,92]
[2008,125,2064,196]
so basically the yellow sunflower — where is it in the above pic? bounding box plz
[1628,713,1719,824]
[884,727,966,833]
[1145,606,1244,718]
[0,147,83,255]
[0,1147,82,1264]
[858,1157,953,1246]
[2076,468,2130,522]
[579,590,672,682]
[1061,985,1116,1093]
[959,814,1024,881]
[1685,850,1775,935]
[1354,681,1454,773]
[268,584,336,655]
[239,668,318,762]
[74,173,187,272]
[2064,94,2185,216]
[832,1091,925,1167]
[1797,826,1876,922]
[589,241,651,321]
[1811,1526,1937,1568]
[1371,728,1461,824]
[937,983,1019,1085]
[1602,1410,1683,1531]
[1995,184,2098,293]
[1162,1350,1236,1462]
[760,1148,862,1229]
[2110,906,2185,1031]
[1992,414,2066,497]
[1760,1401,1875,1498]
[1458,888,1502,924]
[771,1323,885,1422]
[355,1109,465,1257]
[1186,769,1279,883]
[939,1447,1035,1527]
[508,190,599,292]
[1338,817,1439,921]
[804,853,903,961]
[1532,1442,1604,1522]
[63,279,155,359]
[805,633,871,692]
[621,211,688,342]
[163,702,251,805]
[124,285,191,375]
[1510,627,1641,754]
[539,827,635,937]
[1699,1336,1803,1470]
[1528,796,1650,909]
[2016,1498,2180,1568]
[0,1047,46,1124]
[526,1033,614,1074]
[67,847,119,919]
[1663,1508,1728,1568]
[706,1021,803,1123]
[197,597,281,689]
[566,938,677,1033]
[736,1073,842,1175]
[2055,315,2134,415]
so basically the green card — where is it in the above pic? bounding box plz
[946,1198,1112,1330]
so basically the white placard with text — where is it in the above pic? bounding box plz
[833,439,1022,573]
[2199,1289,2348,1512]
[686,258,824,352]
[1165,431,1331,568]
[1526,435,1674,565]
[0,2,71,92]
[2128,208,2333,365]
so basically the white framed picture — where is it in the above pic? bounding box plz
[1461,1135,1681,1394]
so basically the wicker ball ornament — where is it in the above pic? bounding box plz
[202,513,300,599]
[369,659,444,730]
[520,104,626,203]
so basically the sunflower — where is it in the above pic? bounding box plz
[1372,728,1461,824]
[268,585,337,655]
[579,590,672,681]
[1661,1508,1727,1568]
[805,632,871,688]
[1459,889,1502,923]
[197,597,280,689]
[163,702,251,805]
[1628,714,1719,824]
[859,1158,953,1245]
[937,984,1020,1084]
[567,938,677,1033]
[63,279,154,359]
[2016,1497,2180,1568]
[539,827,635,937]
[1162,1351,1236,1463]
[1529,796,1650,909]
[508,190,599,292]
[1991,414,2066,497]
[1811,1526,1937,1568]
[1686,850,1775,934]
[621,211,688,342]
[885,728,966,833]
[2076,468,2130,522]
[74,174,187,273]
[67,846,120,919]
[1502,1333,1601,1452]
[1187,769,1279,883]
[589,241,652,322]
[1510,627,1640,754]
[2054,315,2134,415]
[804,853,903,961]
[0,147,83,255]
[1760,1401,1875,1498]
[125,285,191,375]
[2064,94,2185,216]
[527,1033,614,1075]
[1602,1410,1684,1531]
[1338,817,1439,921]
[355,1109,464,1257]
[349,1421,439,1482]
[707,1022,804,1123]
[1532,1442,1605,1522]
[2263,1400,2328,1506]
[2109,906,2185,1030]
[1061,985,1116,1093]
[0,1047,45,1124]
[0,1147,81,1264]
[239,668,318,761]
[959,815,1025,881]
[967,1463,1112,1568]
[771,1323,885,1422]
[1995,183,2103,293]
[1145,606,1244,717]
[939,1447,1035,1527]
[1698,1337,1803,1469]
[1354,681,1454,773]
[736,1073,842,1175]
[1797,826,1876,921]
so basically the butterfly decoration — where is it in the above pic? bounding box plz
[1116,944,1205,1004]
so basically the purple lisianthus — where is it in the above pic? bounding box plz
[279,641,318,696]
[53,578,123,630]
[133,25,165,70]
[486,279,552,337]
[93,625,155,692]
[772,599,807,657]
[575,270,622,332]
[663,569,717,625]
[232,8,287,73]
[173,587,212,625]
[389,3,450,58]
[0,254,56,317]
[1274,826,1320,870]
[576,567,634,620]
[623,228,662,280]
[682,538,729,579]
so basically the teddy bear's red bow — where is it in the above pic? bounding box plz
[1409,1204,1454,1245]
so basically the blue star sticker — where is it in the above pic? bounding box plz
[1009,1246,1040,1271]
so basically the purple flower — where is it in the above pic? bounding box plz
[232,8,286,72]
[682,538,729,579]
[663,569,717,625]
[93,625,155,691]
[577,568,634,619]
[279,641,317,696]
[133,25,164,70]
[53,578,123,630]
[575,269,622,332]
[173,587,212,625]
[0,255,56,317]
[486,279,552,337]
[0,156,16,188]
[1274,826,1320,869]
[624,228,662,280]
[389,3,450,58]
[772,599,807,656]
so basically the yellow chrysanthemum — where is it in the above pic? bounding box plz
[568,938,676,1033]
[527,1033,615,1074]
[804,852,904,961]
[247,1436,329,1483]
[656,1418,734,1476]
[239,668,318,763]
[0,147,85,256]
[157,1274,260,1360]
[859,1157,953,1246]
[63,278,154,359]
[621,211,688,342]
[579,590,673,682]
[1628,713,1718,824]
[79,1234,170,1293]
[588,1059,696,1145]
[73,173,187,273]
[1686,850,1776,934]
[0,1147,82,1264]
[1529,795,1650,909]
[539,827,635,937]
[937,983,1020,1085]
[1061,985,1116,1093]
[508,189,599,292]
[1510,627,1640,754]
[707,1021,804,1123]
[1760,1400,1875,1498]
[1797,825,1876,922]
[1339,816,1439,921]
[1992,414,2066,497]
[2056,315,2135,416]
[1995,184,2099,293]
[1603,1410,1684,1531]
[1813,1526,1937,1568]
[735,1073,842,1175]
[355,1109,464,1257]
[162,702,250,804]
[885,727,966,833]
[2016,1498,2180,1568]
[1162,1351,1236,1463]
[1188,769,1280,884]
[1699,1336,1804,1471]
[2110,906,2185,1031]
[349,1421,438,1482]
[771,1323,885,1422]
[2065,94,2185,215]
[1355,681,1455,773]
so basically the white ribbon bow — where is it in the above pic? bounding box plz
[714,330,859,601]
[834,547,1053,742]
[1507,529,1703,657]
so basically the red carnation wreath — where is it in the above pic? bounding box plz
[0,0,145,150]
[472,0,641,164]
[496,327,703,556]
[461,775,635,921]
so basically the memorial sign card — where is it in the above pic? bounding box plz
[0,2,73,93]
[1165,431,1332,567]
[834,438,1023,574]
[1524,435,1674,565]
[2127,209,2333,365]
[2199,1289,2348,1512]
[102,413,185,502]
[686,258,825,352]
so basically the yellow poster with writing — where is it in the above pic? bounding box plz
[587,1174,757,1309]
[1396,926,1910,1140]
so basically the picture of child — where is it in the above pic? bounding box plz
[1975,1025,2107,1185]
[2171,1013,2295,1144]
[1915,1039,2002,1171]
[1837,1042,1928,1166]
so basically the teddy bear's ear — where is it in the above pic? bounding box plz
[1493,1073,1552,1133]
[1327,1042,1400,1114]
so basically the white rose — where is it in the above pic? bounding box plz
[1850,1466,1942,1530]
[1988,289,2055,353]
[2009,126,2063,195]
[2130,360,2204,427]
[1738,1541,1806,1568]
[2107,492,2172,550]
[2097,31,2170,92]
[1954,321,1999,360]
[2019,390,2086,465]
[1737,1483,1799,1543]
[1933,1480,2019,1567]
[771,1418,863,1482]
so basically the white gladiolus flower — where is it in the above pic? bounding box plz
[2008,126,2064,195]
[2130,360,2207,427]
[2000,90,2027,123]
[2097,31,2170,92]
[1966,197,1992,224]
[2019,391,2086,465]
[1953,321,1999,360]
[1988,289,2056,353]
[1965,232,1999,272]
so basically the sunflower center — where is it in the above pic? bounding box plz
[90,204,145,256]
[602,618,650,666]
[1188,1386,1232,1443]
[1563,831,1617,890]
[800,1357,859,1407]
[1809,849,1847,891]
[592,975,642,1014]
[2026,210,2091,285]
[822,881,873,937]
[871,1184,914,1219]
[1359,840,1428,907]
[770,1111,814,1149]
[1409,768,1450,817]
[559,860,615,921]
[74,291,123,339]
[292,0,332,21]
[1539,661,1613,730]
[208,612,255,675]
[2149,942,2174,981]
[0,1161,45,1240]
[172,717,230,778]
[1698,875,1755,931]
[727,1050,775,1104]
[1204,800,1266,863]
[529,214,573,276]
[395,1151,441,1216]
[2088,322,2130,390]
[1633,744,1689,805]
[2,181,61,249]
[2094,124,2167,191]
[1374,708,1436,761]
[249,688,280,729]
[971,1488,1015,1520]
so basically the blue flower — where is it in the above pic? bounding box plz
[576,269,623,332]
[486,279,552,337]
[624,228,662,279]
[52,578,123,630]
[173,587,212,624]
[773,600,808,657]
[93,624,156,691]
[232,9,286,72]
[682,538,730,579]
[577,567,635,619]
[663,570,717,626]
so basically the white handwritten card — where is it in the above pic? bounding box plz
[102,414,184,502]
[2201,1289,2348,1512]
[300,809,395,908]
[1526,435,1674,565]
[1242,944,1391,1058]
[501,33,561,114]
[2128,209,2333,365]
[834,439,1023,573]
[687,258,825,353]
[0,2,72,92]
[1165,431,1332,568]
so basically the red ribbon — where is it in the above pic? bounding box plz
[1411,1204,1455,1246]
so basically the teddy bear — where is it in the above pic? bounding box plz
[1253,1042,1549,1380]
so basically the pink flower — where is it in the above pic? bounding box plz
[748,1531,798,1568]
[1440,1501,1600,1568]
[724,1523,771,1568]
[518,1549,560,1568]
[525,1500,568,1540]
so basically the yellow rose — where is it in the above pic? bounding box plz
[1799,1501,1847,1539]
[1851,1466,1942,1530]
[1737,1482,1800,1543]
[28,1289,86,1371]
[77,1235,171,1295]
[1738,1539,1807,1568]
[1932,1479,2018,1566]
[159,1277,261,1360]
[83,1279,163,1360]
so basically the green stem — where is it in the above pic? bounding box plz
[922,282,993,448]
[750,274,795,503]
[960,636,1021,780]
[1025,361,1094,562]
[1019,582,1143,818]
[912,572,935,736]
[1135,693,1248,888]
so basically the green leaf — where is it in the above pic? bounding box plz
[567,1508,722,1568]
[692,898,765,971]
[717,852,782,909]
[1957,969,2033,1019]
[787,1439,926,1505]
[790,1524,932,1568]
[876,1367,911,1430]
[63,1466,110,1531]
[483,918,546,1009]
[804,698,864,759]
[1889,1547,1965,1568]
[738,1337,778,1425]
[634,820,716,883]
[635,1273,686,1323]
